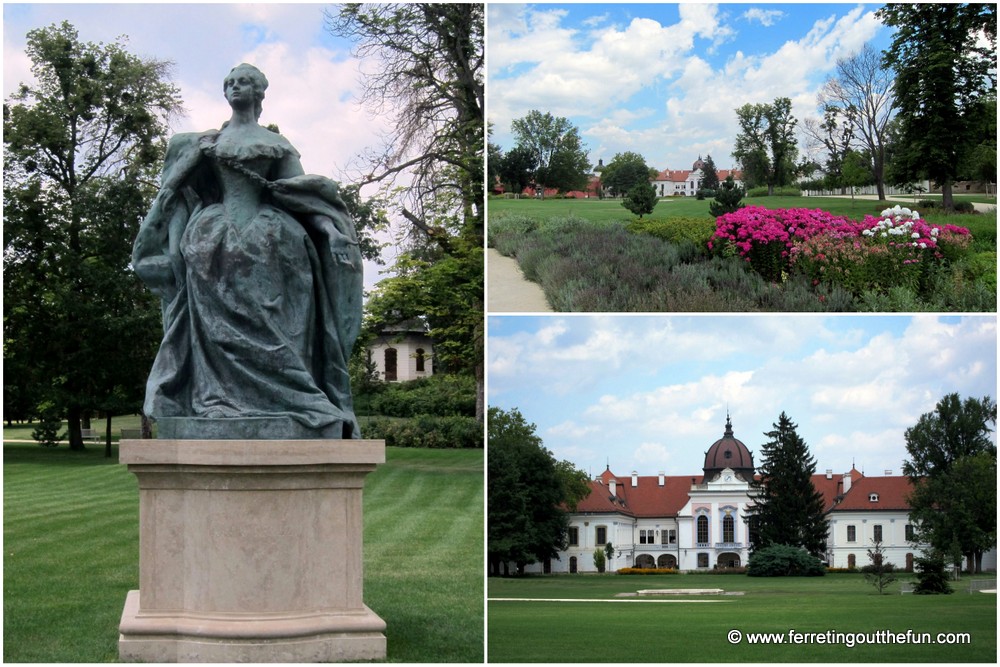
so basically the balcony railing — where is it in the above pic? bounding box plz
[715,542,743,550]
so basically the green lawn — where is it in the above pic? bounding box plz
[488,574,996,662]
[487,193,995,225]
[3,441,483,662]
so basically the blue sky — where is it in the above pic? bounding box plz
[488,315,997,480]
[489,3,892,171]
[3,3,398,286]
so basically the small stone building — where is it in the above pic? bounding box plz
[368,319,433,383]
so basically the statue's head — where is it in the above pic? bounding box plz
[223,63,268,119]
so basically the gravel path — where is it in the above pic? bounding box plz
[487,248,552,313]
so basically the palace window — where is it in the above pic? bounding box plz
[722,515,735,543]
[567,527,578,546]
[639,529,654,544]
[595,526,607,546]
[415,348,426,372]
[847,525,856,542]
[697,552,709,568]
[905,524,915,542]
[697,515,709,545]
[873,524,883,542]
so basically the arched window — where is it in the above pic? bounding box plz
[384,348,397,381]
[697,515,709,545]
[722,515,735,543]
[415,348,426,372]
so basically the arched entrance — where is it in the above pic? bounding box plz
[569,556,577,573]
[635,554,655,569]
[717,552,741,568]
[658,554,677,569]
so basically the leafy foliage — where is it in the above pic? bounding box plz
[877,3,997,209]
[3,22,181,449]
[904,393,997,573]
[509,110,591,194]
[601,151,653,197]
[487,407,576,576]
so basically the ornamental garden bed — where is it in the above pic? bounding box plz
[487,198,996,312]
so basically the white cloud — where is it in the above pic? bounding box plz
[743,8,786,27]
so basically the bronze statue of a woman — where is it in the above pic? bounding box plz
[132,64,362,439]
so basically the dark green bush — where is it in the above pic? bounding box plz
[912,552,953,594]
[363,415,482,448]
[747,544,826,577]
[367,374,476,418]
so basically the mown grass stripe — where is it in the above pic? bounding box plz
[4,442,483,663]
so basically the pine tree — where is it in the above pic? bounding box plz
[709,175,745,217]
[746,412,828,556]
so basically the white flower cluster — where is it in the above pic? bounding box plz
[861,206,931,248]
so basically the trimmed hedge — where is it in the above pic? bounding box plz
[625,216,716,253]
[362,374,476,418]
[746,186,802,197]
[616,568,679,575]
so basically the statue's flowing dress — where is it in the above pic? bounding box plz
[133,128,362,439]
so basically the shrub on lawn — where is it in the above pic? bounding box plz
[747,544,826,577]
[617,567,679,575]
[702,566,748,574]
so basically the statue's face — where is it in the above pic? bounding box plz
[224,68,264,108]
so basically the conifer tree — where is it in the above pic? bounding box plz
[746,412,828,556]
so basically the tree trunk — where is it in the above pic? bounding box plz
[941,182,954,211]
[105,413,113,458]
[66,405,86,451]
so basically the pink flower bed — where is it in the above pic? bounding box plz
[712,205,972,288]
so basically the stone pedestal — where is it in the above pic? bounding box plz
[118,439,386,662]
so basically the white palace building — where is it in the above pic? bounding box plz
[526,417,996,574]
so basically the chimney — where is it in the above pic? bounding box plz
[884,469,892,476]
[825,469,833,480]
[658,472,665,486]
[631,471,638,487]
[842,472,852,493]
[609,479,616,496]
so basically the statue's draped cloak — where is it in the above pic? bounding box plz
[133,130,362,438]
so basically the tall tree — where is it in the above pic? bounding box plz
[877,3,997,210]
[820,45,896,200]
[510,110,590,196]
[487,407,573,576]
[699,154,720,191]
[903,393,997,572]
[746,412,828,556]
[600,151,652,198]
[3,21,181,449]
[497,144,537,195]
[733,98,798,195]
[803,104,856,194]
[326,3,485,419]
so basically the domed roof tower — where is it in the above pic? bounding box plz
[703,414,755,482]
[692,155,705,171]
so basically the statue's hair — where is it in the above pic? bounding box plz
[223,63,268,120]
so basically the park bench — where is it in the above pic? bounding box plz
[968,579,995,593]
[899,582,914,594]
[120,428,143,440]
[80,428,102,444]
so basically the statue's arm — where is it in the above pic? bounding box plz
[132,133,206,299]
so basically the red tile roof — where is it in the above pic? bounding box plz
[574,466,915,518]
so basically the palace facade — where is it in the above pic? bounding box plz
[524,417,995,574]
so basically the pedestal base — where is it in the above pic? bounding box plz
[118,439,386,662]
